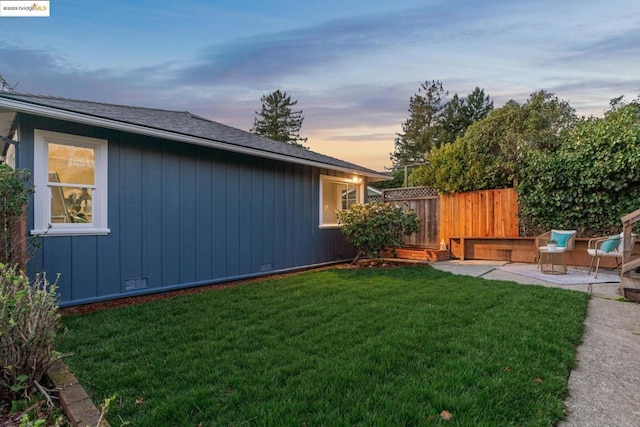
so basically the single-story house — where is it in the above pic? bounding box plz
[0,92,388,307]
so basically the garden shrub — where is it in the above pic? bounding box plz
[0,263,63,400]
[0,164,34,267]
[336,202,420,263]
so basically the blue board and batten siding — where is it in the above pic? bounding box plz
[17,114,357,306]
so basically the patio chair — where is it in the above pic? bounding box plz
[535,230,577,269]
[587,232,636,278]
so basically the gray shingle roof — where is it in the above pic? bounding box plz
[0,92,387,178]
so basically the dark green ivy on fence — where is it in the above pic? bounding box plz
[518,102,640,236]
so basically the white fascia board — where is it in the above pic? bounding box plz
[0,98,390,180]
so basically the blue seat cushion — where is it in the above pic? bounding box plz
[551,230,573,248]
[601,236,620,253]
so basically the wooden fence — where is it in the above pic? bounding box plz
[438,188,519,242]
[378,187,637,265]
[379,187,519,250]
[382,187,439,248]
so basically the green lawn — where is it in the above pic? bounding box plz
[59,266,589,426]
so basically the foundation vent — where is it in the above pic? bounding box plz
[125,278,148,291]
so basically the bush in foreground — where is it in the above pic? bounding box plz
[337,202,420,263]
[0,263,63,401]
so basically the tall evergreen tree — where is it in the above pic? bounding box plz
[464,87,494,123]
[437,93,466,146]
[391,80,448,167]
[438,87,494,147]
[391,82,493,169]
[251,90,308,149]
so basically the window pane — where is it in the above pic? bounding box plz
[50,186,93,223]
[321,177,363,226]
[322,182,342,224]
[342,184,358,210]
[48,143,95,185]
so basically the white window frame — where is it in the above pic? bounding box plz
[32,130,110,236]
[319,174,364,228]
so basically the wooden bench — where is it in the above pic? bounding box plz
[448,236,536,262]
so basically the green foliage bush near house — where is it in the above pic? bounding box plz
[0,164,33,266]
[0,264,63,401]
[336,202,420,262]
[0,164,63,410]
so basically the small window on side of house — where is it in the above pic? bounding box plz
[319,175,364,228]
[32,130,109,236]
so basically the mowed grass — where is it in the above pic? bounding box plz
[59,266,589,426]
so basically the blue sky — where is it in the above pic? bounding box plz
[1,0,639,170]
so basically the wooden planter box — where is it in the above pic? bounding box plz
[381,247,450,261]
[447,236,640,268]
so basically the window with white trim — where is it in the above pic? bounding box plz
[32,130,109,236]
[319,175,364,227]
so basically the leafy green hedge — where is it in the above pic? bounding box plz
[518,103,640,236]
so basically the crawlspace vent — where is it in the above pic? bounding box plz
[125,278,148,291]
[260,263,274,272]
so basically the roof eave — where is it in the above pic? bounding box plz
[0,97,390,180]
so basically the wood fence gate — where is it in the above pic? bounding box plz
[381,187,439,248]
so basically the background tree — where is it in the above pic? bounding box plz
[410,137,488,193]
[251,89,308,149]
[369,169,405,190]
[412,90,575,192]
[391,80,448,167]
[517,90,576,152]
[438,87,494,146]
[464,87,494,124]
[436,93,465,147]
[391,82,493,176]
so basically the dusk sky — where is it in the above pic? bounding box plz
[1,0,639,171]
